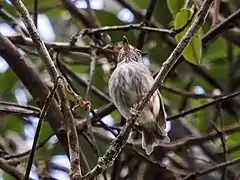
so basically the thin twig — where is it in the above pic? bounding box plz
[162,85,215,99]
[92,113,119,137]
[4,133,55,160]
[211,0,220,27]
[24,77,61,180]
[217,144,240,156]
[79,147,91,175]
[167,90,240,121]
[178,78,194,111]
[130,147,187,176]
[202,8,240,45]
[72,23,175,42]
[84,45,102,163]
[184,158,240,179]
[85,46,97,130]
[85,46,97,100]
[84,0,101,28]
[147,124,240,151]
[82,132,100,157]
[0,101,40,116]
[227,42,234,91]
[217,104,228,180]
[210,118,227,165]
[136,0,157,50]
[82,0,213,179]
[33,0,38,28]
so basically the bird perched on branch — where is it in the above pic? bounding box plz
[108,36,170,155]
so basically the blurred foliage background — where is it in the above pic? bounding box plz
[0,0,240,179]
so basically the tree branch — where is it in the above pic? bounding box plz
[184,158,240,179]
[136,0,157,49]
[11,0,81,178]
[203,8,240,45]
[0,101,40,116]
[72,23,174,41]
[168,90,240,121]
[24,77,61,180]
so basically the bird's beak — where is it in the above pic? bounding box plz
[123,36,130,52]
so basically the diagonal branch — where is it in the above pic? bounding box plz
[203,8,240,45]
[11,0,81,178]
[168,90,240,121]
[184,158,240,179]
[24,77,61,180]
[82,0,213,179]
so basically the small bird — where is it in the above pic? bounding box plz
[108,36,170,155]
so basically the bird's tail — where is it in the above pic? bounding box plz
[141,121,170,155]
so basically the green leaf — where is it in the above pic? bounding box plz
[216,133,240,159]
[204,38,227,60]
[39,121,53,142]
[167,0,185,17]
[5,116,24,135]
[174,8,202,65]
[208,59,228,81]
[228,133,240,159]
[52,141,66,155]
[133,0,149,9]
[3,173,14,180]
[188,99,211,132]
[0,69,18,94]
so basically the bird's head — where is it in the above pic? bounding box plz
[117,36,142,63]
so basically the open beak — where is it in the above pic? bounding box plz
[123,36,130,51]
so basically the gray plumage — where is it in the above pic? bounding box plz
[108,37,170,155]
